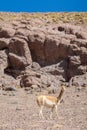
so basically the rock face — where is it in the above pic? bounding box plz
[0,13,87,91]
[8,37,32,70]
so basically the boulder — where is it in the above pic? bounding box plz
[20,70,41,92]
[8,53,28,70]
[31,62,41,70]
[0,38,10,50]
[0,26,15,38]
[0,50,8,75]
[8,37,32,69]
[68,56,81,67]
[69,73,87,87]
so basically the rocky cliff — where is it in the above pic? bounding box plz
[0,12,87,92]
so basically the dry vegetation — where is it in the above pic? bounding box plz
[0,12,87,24]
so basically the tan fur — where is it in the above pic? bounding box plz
[36,85,66,119]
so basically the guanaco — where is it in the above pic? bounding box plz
[36,85,66,119]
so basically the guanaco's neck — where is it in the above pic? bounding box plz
[57,86,65,101]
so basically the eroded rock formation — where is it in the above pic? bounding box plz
[0,13,87,92]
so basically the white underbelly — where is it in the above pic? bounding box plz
[44,98,55,107]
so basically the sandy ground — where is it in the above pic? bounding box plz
[0,86,87,130]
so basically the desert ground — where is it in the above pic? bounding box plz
[0,86,87,130]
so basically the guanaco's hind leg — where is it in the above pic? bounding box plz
[50,107,54,119]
